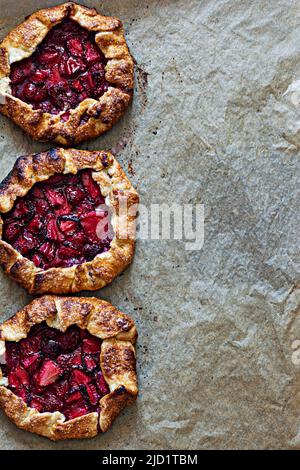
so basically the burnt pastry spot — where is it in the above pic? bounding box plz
[10,19,108,116]
[2,169,113,270]
[1,322,110,420]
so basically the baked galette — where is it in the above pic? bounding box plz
[0,295,138,440]
[0,148,139,294]
[0,2,133,145]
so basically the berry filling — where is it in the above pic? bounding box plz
[10,19,108,116]
[0,323,110,420]
[2,170,113,269]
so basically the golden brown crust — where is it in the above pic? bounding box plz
[0,148,139,294]
[0,295,138,440]
[0,2,133,145]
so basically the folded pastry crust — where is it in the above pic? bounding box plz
[0,2,134,145]
[0,148,139,294]
[0,295,138,440]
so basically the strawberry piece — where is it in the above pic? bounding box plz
[61,111,70,122]
[27,214,43,233]
[39,242,56,261]
[23,83,47,102]
[50,379,69,399]
[23,229,37,247]
[80,213,104,243]
[68,38,83,56]
[30,396,44,412]
[65,185,85,204]
[17,387,28,402]
[32,254,44,268]
[56,245,78,260]
[96,371,110,395]
[85,42,102,64]
[76,200,95,217]
[66,404,89,420]
[21,352,40,369]
[38,49,60,66]
[42,391,64,412]
[85,383,98,405]
[47,66,67,89]
[45,188,66,207]
[66,390,82,404]
[80,71,94,94]
[9,367,29,388]
[81,171,102,203]
[61,57,86,76]
[34,198,49,216]
[36,359,61,387]
[59,219,78,235]
[72,369,91,386]
[84,354,97,371]
[31,69,49,84]
[54,201,72,216]
[46,68,68,100]
[69,348,83,366]
[14,230,36,254]
[12,199,29,219]
[82,338,100,354]
[46,216,64,241]
[71,79,84,93]
[66,230,87,250]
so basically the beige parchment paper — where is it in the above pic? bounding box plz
[0,0,299,450]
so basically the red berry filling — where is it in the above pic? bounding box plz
[2,170,112,270]
[10,19,108,116]
[1,323,110,420]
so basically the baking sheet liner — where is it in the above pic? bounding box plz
[0,0,299,449]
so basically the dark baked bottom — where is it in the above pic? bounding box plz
[10,19,108,118]
[1,322,110,420]
[2,169,113,270]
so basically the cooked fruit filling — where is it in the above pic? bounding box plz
[2,170,113,269]
[10,19,108,115]
[0,323,110,420]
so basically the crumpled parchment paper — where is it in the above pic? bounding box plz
[0,0,299,450]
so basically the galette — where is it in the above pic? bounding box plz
[0,295,138,440]
[0,2,134,145]
[0,148,139,294]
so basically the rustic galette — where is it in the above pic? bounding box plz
[0,295,138,440]
[0,2,134,145]
[0,148,139,294]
